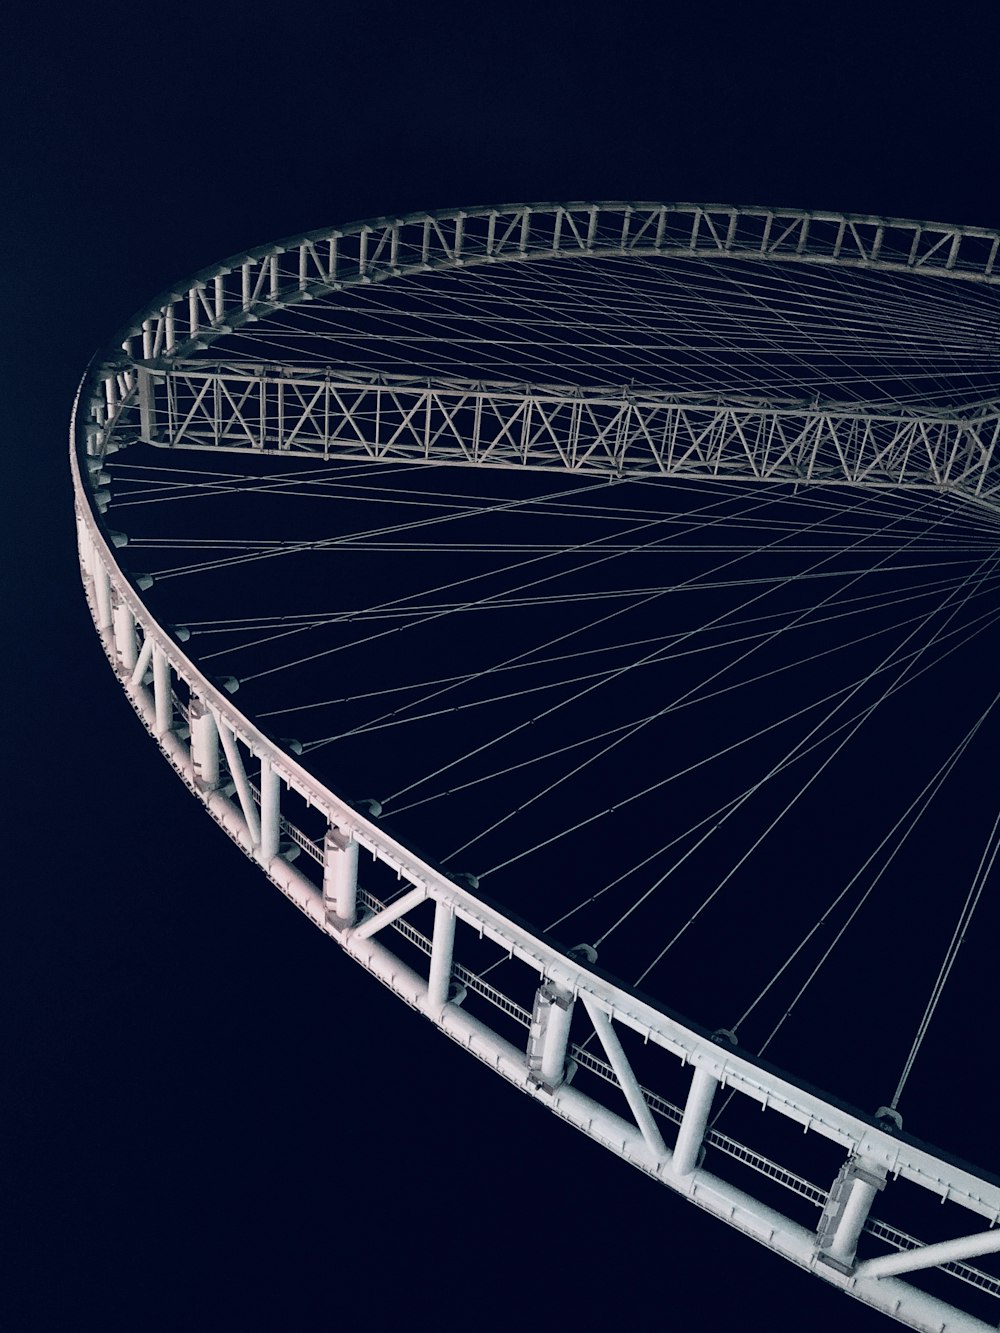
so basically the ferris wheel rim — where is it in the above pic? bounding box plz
[72,206,1000,1330]
[98,200,1000,376]
[73,209,1000,1164]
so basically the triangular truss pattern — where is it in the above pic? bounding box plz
[133,364,1000,514]
[112,204,999,375]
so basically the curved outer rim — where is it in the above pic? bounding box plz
[73,204,1000,1331]
[104,201,1000,375]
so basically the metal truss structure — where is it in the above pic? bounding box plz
[75,204,1000,1330]
[112,204,1000,379]
[133,361,1000,514]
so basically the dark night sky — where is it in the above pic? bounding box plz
[4,6,999,1332]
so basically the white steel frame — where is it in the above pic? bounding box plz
[74,203,1000,1331]
[134,362,1000,514]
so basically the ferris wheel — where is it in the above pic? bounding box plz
[72,203,1000,1330]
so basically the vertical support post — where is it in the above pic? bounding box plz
[189,698,220,788]
[258,758,281,863]
[137,367,156,441]
[426,898,457,1011]
[113,597,137,672]
[152,644,172,736]
[540,988,573,1084]
[816,1157,887,1273]
[527,982,575,1090]
[323,825,358,926]
[672,1066,720,1176]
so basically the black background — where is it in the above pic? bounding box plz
[4,5,999,1331]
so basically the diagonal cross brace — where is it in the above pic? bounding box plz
[352,884,427,940]
[854,1227,1000,1281]
[581,996,667,1160]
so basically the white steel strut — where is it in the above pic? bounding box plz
[73,204,1000,1332]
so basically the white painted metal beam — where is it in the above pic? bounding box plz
[855,1227,1000,1280]
[323,825,359,925]
[112,597,137,671]
[672,1066,720,1177]
[816,1156,887,1271]
[351,884,427,941]
[129,635,154,688]
[426,898,457,1011]
[152,645,172,737]
[581,996,667,1160]
[527,981,576,1089]
[189,698,220,789]
[258,758,281,863]
[215,718,261,846]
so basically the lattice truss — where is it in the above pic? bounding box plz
[132,363,1000,510]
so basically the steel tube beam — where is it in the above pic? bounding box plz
[426,899,457,1011]
[129,635,154,687]
[112,599,137,671]
[152,645,172,737]
[672,1065,720,1177]
[352,884,426,941]
[216,719,261,846]
[539,986,574,1085]
[189,699,220,788]
[582,997,667,1160]
[816,1156,887,1271]
[322,826,358,925]
[258,759,281,863]
[832,1177,880,1265]
[855,1228,1000,1280]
